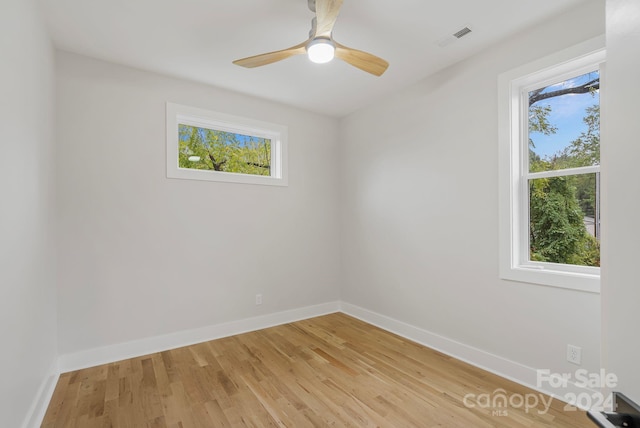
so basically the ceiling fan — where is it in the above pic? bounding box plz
[232,0,389,76]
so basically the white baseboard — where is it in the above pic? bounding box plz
[22,361,59,428]
[58,301,341,373]
[339,301,598,408]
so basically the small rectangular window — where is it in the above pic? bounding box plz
[499,38,605,293]
[166,103,288,186]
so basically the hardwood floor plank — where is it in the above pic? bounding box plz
[42,313,589,427]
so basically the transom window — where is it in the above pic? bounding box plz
[179,125,272,176]
[499,39,605,293]
[166,103,288,186]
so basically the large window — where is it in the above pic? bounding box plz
[166,103,288,186]
[499,39,605,292]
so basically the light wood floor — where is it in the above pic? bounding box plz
[42,313,589,427]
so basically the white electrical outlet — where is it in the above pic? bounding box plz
[255,294,262,305]
[567,344,582,365]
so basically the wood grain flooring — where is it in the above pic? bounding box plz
[42,313,589,427]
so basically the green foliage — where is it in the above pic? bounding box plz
[527,95,600,267]
[529,104,558,148]
[562,105,600,168]
[178,124,271,176]
[529,176,599,266]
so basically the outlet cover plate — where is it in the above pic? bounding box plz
[567,344,582,365]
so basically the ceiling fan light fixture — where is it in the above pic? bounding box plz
[232,0,389,76]
[307,38,335,64]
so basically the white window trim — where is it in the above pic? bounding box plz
[498,36,605,294]
[166,102,288,186]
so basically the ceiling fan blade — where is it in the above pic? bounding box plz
[335,42,389,76]
[315,0,343,38]
[233,40,308,68]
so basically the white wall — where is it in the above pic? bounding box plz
[55,52,341,356]
[0,0,58,426]
[602,0,640,402]
[339,0,604,387]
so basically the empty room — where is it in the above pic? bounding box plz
[2,0,639,426]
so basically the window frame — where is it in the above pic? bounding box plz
[498,37,605,293]
[166,102,288,186]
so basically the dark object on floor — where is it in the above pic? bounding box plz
[588,392,640,427]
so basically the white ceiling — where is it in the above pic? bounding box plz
[40,0,588,117]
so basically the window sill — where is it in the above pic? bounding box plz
[168,167,288,186]
[500,264,600,294]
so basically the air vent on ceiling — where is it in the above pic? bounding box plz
[453,27,472,39]
[436,24,473,47]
